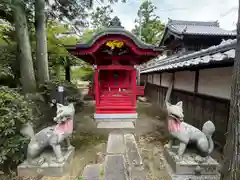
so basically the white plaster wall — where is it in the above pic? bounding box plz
[147,74,152,83]
[174,71,195,92]
[153,73,161,85]
[161,73,173,87]
[198,67,232,99]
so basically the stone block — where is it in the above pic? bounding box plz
[107,133,125,154]
[124,134,143,166]
[124,134,145,180]
[82,164,103,180]
[128,166,146,180]
[163,158,220,180]
[104,155,127,180]
[163,146,220,180]
[17,147,74,177]
[164,146,220,175]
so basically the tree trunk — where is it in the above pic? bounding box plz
[35,0,49,84]
[221,2,240,180]
[12,0,37,93]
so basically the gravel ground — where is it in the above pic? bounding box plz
[135,102,171,180]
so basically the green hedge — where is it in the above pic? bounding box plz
[0,87,34,172]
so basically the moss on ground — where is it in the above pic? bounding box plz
[70,132,107,149]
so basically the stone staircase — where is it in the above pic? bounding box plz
[81,132,145,180]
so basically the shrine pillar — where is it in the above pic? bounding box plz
[132,69,137,107]
[94,69,99,106]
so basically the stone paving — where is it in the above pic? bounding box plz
[81,132,144,180]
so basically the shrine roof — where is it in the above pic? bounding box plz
[66,28,162,51]
[141,39,236,73]
[159,19,236,46]
[167,19,236,36]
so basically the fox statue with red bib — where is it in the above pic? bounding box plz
[165,101,215,157]
[20,103,75,165]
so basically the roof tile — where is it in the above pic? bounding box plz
[141,39,237,73]
[167,19,236,36]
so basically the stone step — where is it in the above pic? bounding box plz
[104,155,127,180]
[82,164,103,180]
[97,122,135,129]
[124,134,145,180]
[107,133,125,154]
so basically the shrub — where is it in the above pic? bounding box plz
[71,66,93,82]
[23,93,54,131]
[0,87,34,172]
[81,71,93,82]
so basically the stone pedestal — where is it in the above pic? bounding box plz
[163,146,220,180]
[17,147,75,177]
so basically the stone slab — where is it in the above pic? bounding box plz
[17,147,74,177]
[82,164,103,180]
[124,134,145,180]
[128,165,146,180]
[164,146,220,176]
[97,122,135,129]
[107,133,125,154]
[104,155,127,180]
[124,134,143,166]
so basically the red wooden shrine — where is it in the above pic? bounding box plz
[67,28,162,120]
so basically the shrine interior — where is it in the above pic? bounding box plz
[98,70,134,107]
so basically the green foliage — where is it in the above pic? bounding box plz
[45,20,87,82]
[0,65,13,80]
[0,23,14,44]
[78,176,83,180]
[0,45,19,87]
[47,0,89,28]
[90,5,123,29]
[81,71,93,82]
[46,21,80,66]
[132,1,165,45]
[80,29,99,43]
[0,87,34,171]
[71,66,93,81]
[90,5,113,29]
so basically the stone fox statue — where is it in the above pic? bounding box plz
[165,101,216,157]
[20,103,75,164]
